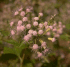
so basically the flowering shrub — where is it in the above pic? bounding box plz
[5,6,65,67]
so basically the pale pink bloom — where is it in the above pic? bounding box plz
[44,49,48,52]
[10,22,14,26]
[27,34,32,38]
[33,31,37,36]
[24,35,29,41]
[39,23,43,28]
[54,34,60,37]
[37,53,42,57]
[59,22,62,25]
[26,24,31,29]
[14,11,19,15]
[58,24,62,28]
[20,11,25,16]
[52,38,56,42]
[38,30,43,35]
[23,17,28,22]
[63,25,65,28]
[52,28,57,31]
[57,29,62,34]
[45,26,49,29]
[33,44,38,50]
[20,25,25,31]
[28,30,33,34]
[19,7,23,11]
[33,21,38,26]
[26,8,30,12]
[39,13,43,16]
[11,30,15,35]
[43,49,48,54]
[46,32,50,36]
[41,42,46,47]
[44,21,48,26]
[34,17,39,20]
[49,26,53,29]
[18,20,22,26]
[53,23,57,26]
[17,25,25,31]
[17,26,21,31]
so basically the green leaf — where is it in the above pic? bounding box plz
[5,39,20,47]
[25,63,33,67]
[66,24,70,29]
[60,34,69,41]
[4,47,15,54]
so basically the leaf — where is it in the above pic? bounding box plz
[25,63,33,67]
[4,47,15,54]
[66,24,70,29]
[60,34,69,41]
[5,39,20,47]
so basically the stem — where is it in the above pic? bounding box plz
[19,54,25,67]
[20,58,23,67]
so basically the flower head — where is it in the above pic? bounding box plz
[23,17,28,22]
[33,44,38,50]
[26,24,31,29]
[33,21,38,26]
[20,11,25,16]
[33,31,37,36]
[38,30,43,35]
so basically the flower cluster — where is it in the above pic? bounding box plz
[10,7,65,58]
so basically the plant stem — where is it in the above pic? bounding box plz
[19,54,25,67]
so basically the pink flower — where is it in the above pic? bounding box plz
[33,44,38,50]
[39,23,43,28]
[20,25,25,31]
[20,11,25,16]
[27,34,32,38]
[17,26,21,31]
[33,21,38,26]
[18,20,22,26]
[41,42,46,47]
[38,30,43,35]
[54,34,60,37]
[17,25,25,31]
[10,22,14,26]
[52,38,56,42]
[37,52,42,57]
[45,26,49,29]
[11,30,15,35]
[49,26,53,29]
[26,24,31,29]
[24,35,29,41]
[52,28,57,32]
[59,22,62,25]
[53,23,57,26]
[23,17,28,22]
[46,32,50,36]
[26,8,30,12]
[63,25,65,28]
[39,13,43,16]
[43,49,48,54]
[14,11,19,15]
[33,31,37,36]
[34,17,39,20]
[19,7,23,11]
[44,21,48,26]
[28,30,33,34]
[58,25,62,28]
[57,29,62,34]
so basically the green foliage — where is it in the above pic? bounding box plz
[66,24,70,29]
[24,63,33,67]
[60,34,70,41]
